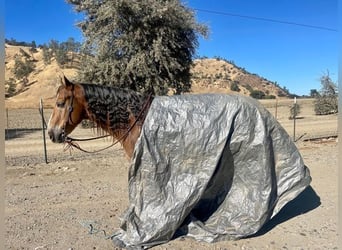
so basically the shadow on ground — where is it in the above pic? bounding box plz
[5,128,42,140]
[254,185,321,236]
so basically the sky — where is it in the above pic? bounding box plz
[5,0,338,96]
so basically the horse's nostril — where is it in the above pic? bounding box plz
[48,131,53,140]
[58,133,64,142]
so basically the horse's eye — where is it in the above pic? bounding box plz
[56,102,65,108]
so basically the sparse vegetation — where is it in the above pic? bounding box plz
[230,82,240,92]
[5,78,17,97]
[243,84,254,93]
[289,103,301,119]
[5,38,38,47]
[12,57,35,80]
[41,38,81,67]
[42,46,53,65]
[5,40,290,100]
[277,90,287,97]
[314,72,338,115]
[310,89,319,98]
[250,90,266,99]
[264,95,276,99]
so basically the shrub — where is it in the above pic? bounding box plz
[314,73,338,115]
[5,78,16,97]
[289,103,301,119]
[230,82,240,92]
[250,90,265,99]
[12,57,35,80]
[265,95,276,99]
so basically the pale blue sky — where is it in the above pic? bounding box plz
[5,0,338,95]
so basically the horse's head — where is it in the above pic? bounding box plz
[48,76,86,143]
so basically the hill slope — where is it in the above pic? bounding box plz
[5,45,288,109]
[191,58,287,97]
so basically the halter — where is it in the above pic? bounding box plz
[67,84,76,125]
[63,91,153,154]
[60,84,76,142]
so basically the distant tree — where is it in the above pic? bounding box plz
[54,42,69,66]
[244,84,253,93]
[282,86,290,95]
[277,90,286,97]
[314,72,338,115]
[12,57,35,80]
[67,0,208,95]
[19,48,31,60]
[61,37,81,66]
[41,38,80,66]
[265,95,276,99]
[310,89,319,98]
[250,90,266,99]
[289,103,301,119]
[42,45,53,65]
[47,39,65,65]
[230,81,240,92]
[5,78,17,97]
[29,40,38,53]
[48,39,60,52]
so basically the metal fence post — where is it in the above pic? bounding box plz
[40,98,48,164]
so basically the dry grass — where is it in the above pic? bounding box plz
[6,45,288,109]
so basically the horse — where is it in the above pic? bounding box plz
[47,76,153,158]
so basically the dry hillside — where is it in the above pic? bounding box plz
[191,58,287,97]
[5,45,288,109]
[5,44,78,109]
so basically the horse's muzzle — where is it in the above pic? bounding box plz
[48,128,65,143]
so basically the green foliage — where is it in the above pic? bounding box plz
[54,45,69,66]
[67,0,208,95]
[310,89,319,97]
[277,90,286,97]
[41,38,81,66]
[230,81,240,92]
[289,103,301,119]
[243,84,253,93]
[314,72,338,115]
[12,57,35,80]
[250,90,266,99]
[29,41,38,53]
[5,38,38,47]
[42,46,53,65]
[5,78,17,97]
[19,48,31,59]
[264,95,276,99]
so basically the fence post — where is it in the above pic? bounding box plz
[293,97,296,141]
[40,98,48,164]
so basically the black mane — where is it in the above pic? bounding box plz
[80,83,148,130]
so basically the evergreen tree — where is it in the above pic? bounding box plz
[67,0,208,94]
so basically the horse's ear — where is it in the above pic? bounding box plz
[62,76,73,88]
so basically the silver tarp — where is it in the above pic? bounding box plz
[112,94,311,249]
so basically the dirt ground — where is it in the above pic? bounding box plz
[5,99,338,249]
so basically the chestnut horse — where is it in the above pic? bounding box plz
[47,76,153,158]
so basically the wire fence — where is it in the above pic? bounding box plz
[5,103,338,142]
[5,107,52,140]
